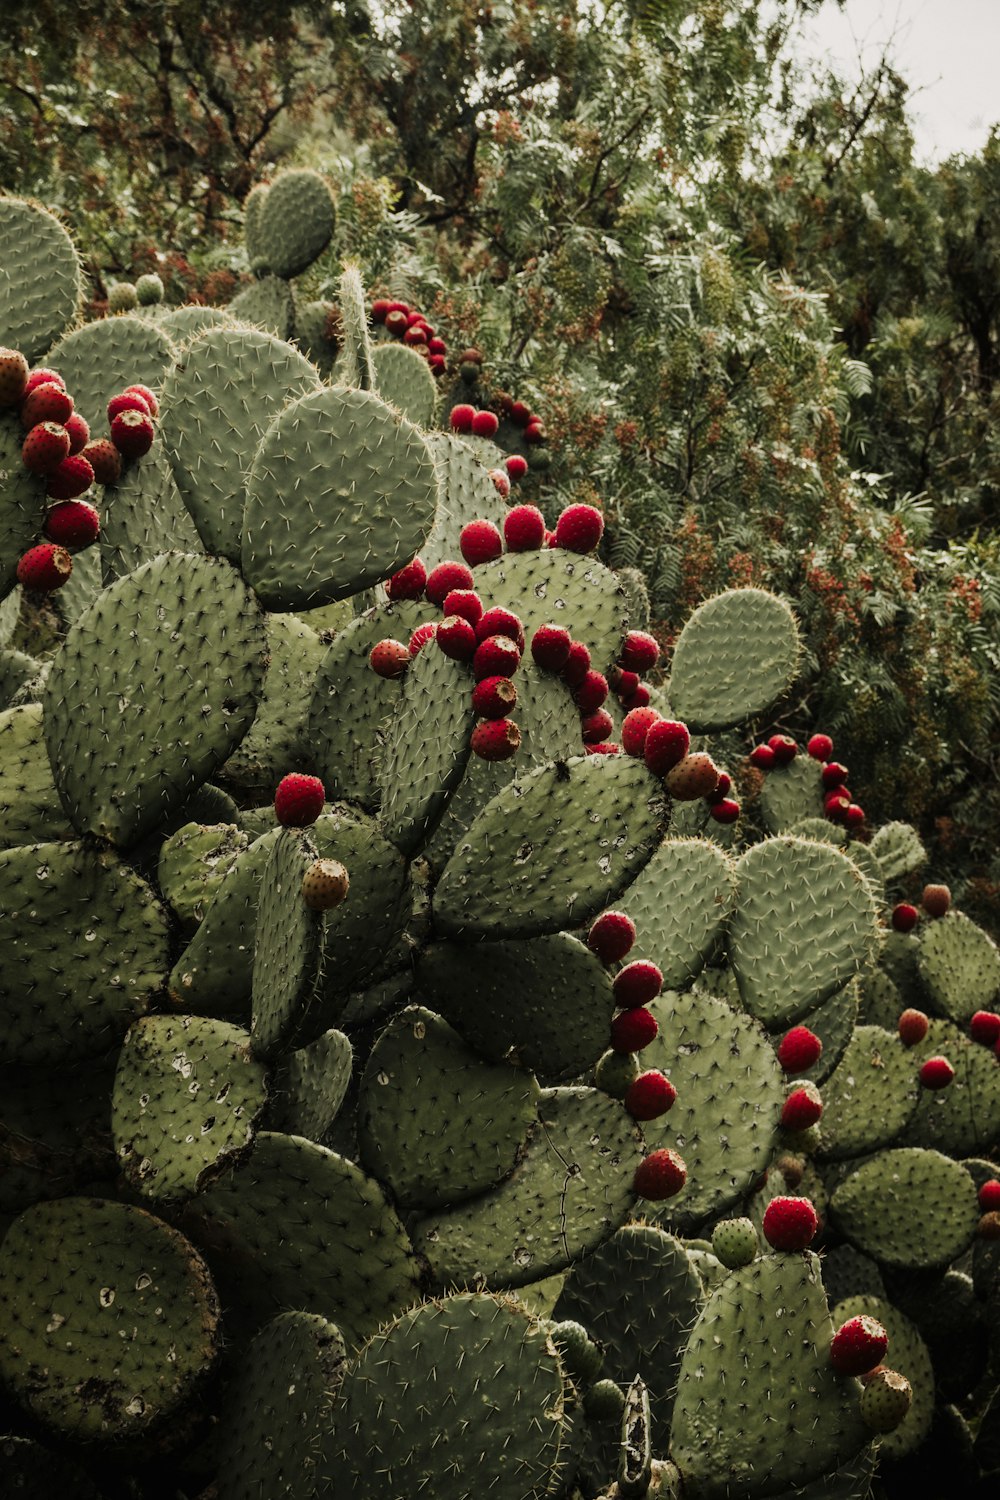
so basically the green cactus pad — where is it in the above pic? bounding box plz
[359,1005,540,1209]
[0,1197,220,1444]
[832,1294,933,1459]
[294,298,339,376]
[667,588,801,733]
[112,1014,268,1203]
[433,755,669,941]
[0,839,169,1067]
[46,315,176,432]
[336,266,377,391]
[378,640,474,854]
[254,170,335,279]
[639,988,784,1229]
[788,815,847,845]
[0,705,73,848]
[99,445,203,583]
[0,649,45,708]
[55,541,103,627]
[555,1225,703,1447]
[307,599,428,806]
[820,1244,887,1308]
[267,1028,353,1140]
[419,431,509,568]
[242,385,439,609]
[250,829,325,1059]
[916,911,1000,1022]
[160,324,321,563]
[373,340,437,426]
[182,1131,421,1347]
[869,821,927,883]
[0,413,48,596]
[0,197,81,362]
[619,837,736,991]
[214,1311,347,1500]
[243,182,271,273]
[43,552,266,847]
[157,821,248,931]
[669,1251,869,1498]
[815,1025,919,1160]
[157,305,233,339]
[220,613,328,797]
[782,980,860,1086]
[858,966,903,1030]
[758,754,824,833]
[901,1017,1000,1156]
[729,836,880,1027]
[830,1148,980,1268]
[417,933,616,1080]
[324,1293,570,1500]
[413,1087,643,1290]
[476,546,629,673]
[227,276,295,338]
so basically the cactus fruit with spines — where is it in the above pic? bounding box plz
[2,196,1000,1496]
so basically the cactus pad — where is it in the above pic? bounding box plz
[0,413,47,596]
[815,1025,919,1160]
[619,837,736,990]
[373,340,437,426]
[758,754,824,833]
[99,445,203,583]
[916,911,1000,1022]
[419,431,509,567]
[667,588,801,732]
[378,639,474,853]
[831,1294,933,1459]
[476,546,628,672]
[0,197,81,361]
[267,1028,353,1141]
[0,704,73,848]
[228,276,295,337]
[46,315,176,431]
[254,170,335,279]
[830,1147,980,1269]
[250,829,325,1058]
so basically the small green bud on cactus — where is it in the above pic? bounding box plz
[711,1217,759,1269]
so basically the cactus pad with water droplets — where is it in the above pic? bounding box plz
[667,588,801,732]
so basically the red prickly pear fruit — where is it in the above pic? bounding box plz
[489,468,511,498]
[16,542,73,591]
[643,719,690,777]
[621,707,660,758]
[619,631,659,673]
[978,1180,1000,1211]
[460,347,483,364]
[107,390,151,423]
[443,589,483,627]
[404,311,426,328]
[472,675,518,719]
[843,804,865,829]
[110,409,155,458]
[898,1009,929,1046]
[749,743,776,770]
[429,355,447,374]
[762,1196,818,1251]
[471,410,499,437]
[475,607,525,650]
[633,1148,686,1200]
[824,790,851,820]
[609,1005,658,1053]
[581,708,614,744]
[665,753,720,800]
[781,1083,823,1131]
[777,1026,823,1074]
[768,734,798,765]
[369,639,410,679]
[624,1070,677,1121]
[46,454,94,501]
[473,634,521,681]
[562,641,591,688]
[970,1011,1000,1046]
[23,367,65,396]
[587,911,637,964]
[385,309,408,335]
[508,400,531,426]
[530,624,572,672]
[22,421,71,475]
[0,347,28,406]
[614,669,640,700]
[919,1056,954,1090]
[386,557,427,601]
[524,419,546,445]
[545,530,558,547]
[554,503,604,553]
[408,623,438,656]
[470,718,521,761]
[808,733,834,761]
[505,454,529,480]
[710,797,741,824]
[427,337,447,355]
[573,671,609,714]
[821,762,849,789]
[403,325,428,346]
[620,684,651,710]
[586,741,620,755]
[891,903,920,934]
[436,614,478,661]
[123,383,160,418]
[829,1316,888,1376]
[371,298,392,323]
[426,560,475,606]
[384,301,410,315]
[503,505,546,552]
[274,773,325,827]
[301,858,350,911]
[613,960,663,1010]
[922,883,951,918]
[63,412,90,454]
[43,499,100,549]
[21,381,73,428]
[81,439,122,486]
[449,404,476,432]
[460,519,504,566]
[710,772,732,801]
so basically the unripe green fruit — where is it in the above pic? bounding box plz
[860,1368,912,1433]
[547,1319,603,1384]
[711,1217,759,1269]
[460,361,480,382]
[594,1048,640,1099]
[136,272,164,305]
[108,281,138,313]
[529,446,552,471]
[584,1378,626,1423]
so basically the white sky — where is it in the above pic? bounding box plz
[798,0,1000,162]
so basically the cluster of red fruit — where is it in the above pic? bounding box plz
[619,708,740,823]
[898,998,1000,1082]
[371,298,449,375]
[890,881,951,932]
[450,399,547,451]
[750,730,865,830]
[0,349,159,593]
[978,1178,1000,1240]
